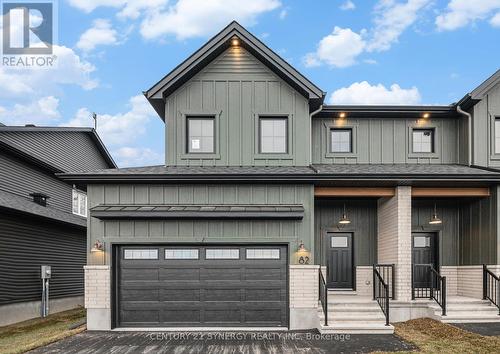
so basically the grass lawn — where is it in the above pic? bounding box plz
[381,318,500,354]
[0,307,86,354]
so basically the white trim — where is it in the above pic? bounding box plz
[72,189,87,217]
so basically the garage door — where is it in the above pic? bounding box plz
[115,245,288,327]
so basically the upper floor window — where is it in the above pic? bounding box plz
[187,117,214,153]
[330,128,352,153]
[72,189,87,217]
[259,117,287,153]
[495,118,500,154]
[412,128,434,153]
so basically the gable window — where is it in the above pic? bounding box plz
[187,117,214,153]
[72,189,87,217]
[495,118,500,154]
[330,128,352,153]
[259,117,287,153]
[412,128,434,153]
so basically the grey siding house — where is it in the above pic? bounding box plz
[0,126,116,325]
[61,22,500,333]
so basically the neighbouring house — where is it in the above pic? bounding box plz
[60,22,500,334]
[0,125,116,326]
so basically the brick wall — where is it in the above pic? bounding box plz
[378,186,412,301]
[289,265,319,308]
[356,266,372,296]
[457,266,483,299]
[84,265,110,309]
[440,266,458,296]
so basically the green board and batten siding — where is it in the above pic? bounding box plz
[164,46,311,167]
[312,117,464,164]
[87,184,314,264]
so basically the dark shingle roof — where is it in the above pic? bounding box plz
[58,164,500,183]
[0,189,86,227]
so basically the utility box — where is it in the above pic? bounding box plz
[41,265,51,279]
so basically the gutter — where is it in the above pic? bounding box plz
[309,104,323,163]
[457,105,472,166]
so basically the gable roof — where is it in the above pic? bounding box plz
[144,21,325,119]
[0,126,116,172]
[457,69,500,109]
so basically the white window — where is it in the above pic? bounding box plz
[72,189,87,217]
[246,248,280,259]
[165,249,199,259]
[331,236,348,248]
[495,118,500,154]
[205,248,240,259]
[260,117,287,153]
[124,249,158,260]
[412,129,434,153]
[331,129,352,153]
[187,117,214,153]
[413,236,431,248]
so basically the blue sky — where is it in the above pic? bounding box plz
[1,0,499,167]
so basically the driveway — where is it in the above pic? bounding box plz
[29,330,415,354]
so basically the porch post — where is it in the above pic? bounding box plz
[377,186,412,301]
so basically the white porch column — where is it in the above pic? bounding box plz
[377,186,412,301]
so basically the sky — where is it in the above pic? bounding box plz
[0,0,499,167]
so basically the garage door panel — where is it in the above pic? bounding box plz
[116,245,288,327]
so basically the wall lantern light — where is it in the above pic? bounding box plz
[429,204,442,225]
[296,241,310,264]
[338,204,351,225]
[90,240,104,252]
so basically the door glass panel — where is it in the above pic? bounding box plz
[414,236,430,248]
[331,236,348,248]
[246,248,280,259]
[124,249,158,260]
[205,248,240,259]
[165,249,199,259]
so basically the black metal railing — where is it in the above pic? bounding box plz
[373,266,390,325]
[430,267,446,316]
[374,264,395,299]
[319,268,328,326]
[483,265,500,315]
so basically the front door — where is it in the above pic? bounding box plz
[326,233,353,289]
[412,233,438,290]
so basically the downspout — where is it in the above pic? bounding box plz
[309,104,323,164]
[457,104,472,166]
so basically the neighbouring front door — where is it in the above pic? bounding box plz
[326,233,353,289]
[412,233,438,290]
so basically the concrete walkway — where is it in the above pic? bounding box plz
[29,330,415,354]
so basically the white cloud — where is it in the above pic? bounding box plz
[64,94,157,146]
[340,1,356,11]
[0,96,60,125]
[304,27,366,68]
[330,81,421,105]
[436,0,500,31]
[279,8,288,19]
[367,0,431,52]
[113,147,163,167]
[0,45,97,99]
[67,0,129,13]
[491,12,500,26]
[77,19,120,52]
[140,0,281,40]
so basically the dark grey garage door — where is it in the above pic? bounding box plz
[115,245,288,327]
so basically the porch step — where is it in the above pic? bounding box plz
[430,298,500,323]
[328,290,357,296]
[317,295,393,334]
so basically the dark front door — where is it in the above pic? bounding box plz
[326,233,353,289]
[115,244,288,328]
[412,233,438,289]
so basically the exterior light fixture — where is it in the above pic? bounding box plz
[231,38,240,46]
[339,112,346,118]
[90,240,104,252]
[296,241,310,264]
[429,204,442,225]
[339,204,351,225]
[422,112,430,119]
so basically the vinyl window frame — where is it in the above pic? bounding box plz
[324,122,357,158]
[254,113,293,160]
[330,128,353,153]
[407,123,440,159]
[179,110,221,160]
[72,189,87,217]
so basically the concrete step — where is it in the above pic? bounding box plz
[329,314,387,322]
[319,322,394,334]
[436,314,500,323]
[328,290,357,296]
[328,306,384,313]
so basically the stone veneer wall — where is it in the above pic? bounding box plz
[289,265,319,330]
[84,265,111,330]
[377,186,412,301]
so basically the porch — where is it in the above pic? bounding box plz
[313,186,500,333]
